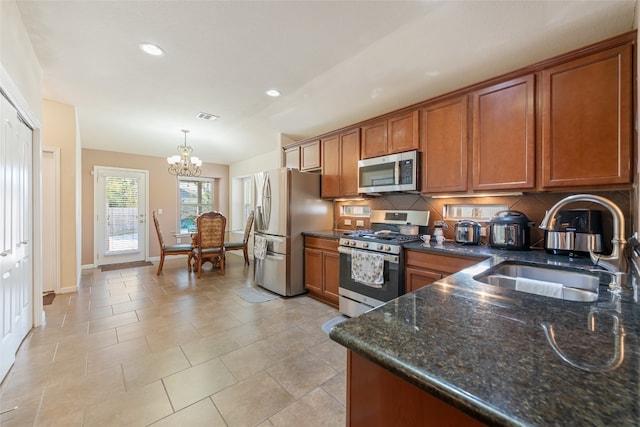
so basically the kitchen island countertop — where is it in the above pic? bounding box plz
[329,241,640,426]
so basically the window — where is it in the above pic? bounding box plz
[242,176,253,226]
[178,177,214,233]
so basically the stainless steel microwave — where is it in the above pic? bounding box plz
[357,150,419,194]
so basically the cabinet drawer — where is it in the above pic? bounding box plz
[405,250,483,275]
[305,236,339,252]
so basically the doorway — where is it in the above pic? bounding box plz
[94,166,149,266]
[42,147,59,293]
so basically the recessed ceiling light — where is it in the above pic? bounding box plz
[266,89,281,97]
[139,42,164,56]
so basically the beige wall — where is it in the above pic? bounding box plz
[81,149,229,265]
[43,100,79,290]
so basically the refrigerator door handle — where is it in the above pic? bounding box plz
[263,235,286,244]
[263,174,272,229]
[266,254,285,261]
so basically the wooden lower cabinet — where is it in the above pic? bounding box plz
[304,236,340,307]
[347,350,486,427]
[405,250,484,292]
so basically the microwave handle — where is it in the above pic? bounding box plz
[394,160,400,185]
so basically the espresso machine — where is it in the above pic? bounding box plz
[544,209,603,257]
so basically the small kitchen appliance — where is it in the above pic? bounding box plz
[357,150,419,194]
[338,210,429,317]
[455,220,481,245]
[544,209,603,256]
[488,210,534,250]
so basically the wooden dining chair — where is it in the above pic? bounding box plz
[152,210,194,275]
[224,211,254,265]
[192,211,227,277]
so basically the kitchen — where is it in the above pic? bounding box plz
[2,1,640,426]
[295,29,639,426]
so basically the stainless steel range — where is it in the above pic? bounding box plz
[338,210,430,317]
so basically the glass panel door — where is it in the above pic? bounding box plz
[95,167,148,265]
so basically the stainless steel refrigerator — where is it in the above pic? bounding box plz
[254,168,333,296]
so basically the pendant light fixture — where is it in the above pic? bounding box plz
[167,129,202,177]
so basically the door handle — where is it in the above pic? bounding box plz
[0,250,11,257]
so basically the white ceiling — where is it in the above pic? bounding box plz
[15,0,637,165]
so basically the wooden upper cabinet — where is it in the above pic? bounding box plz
[283,145,300,169]
[420,96,469,193]
[339,128,361,197]
[361,121,387,159]
[472,75,535,191]
[321,135,340,198]
[361,110,419,159]
[300,140,321,171]
[541,44,632,188]
[321,128,361,198]
[388,110,419,154]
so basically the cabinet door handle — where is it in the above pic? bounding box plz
[0,250,11,257]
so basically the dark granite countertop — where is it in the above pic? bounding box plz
[302,229,343,239]
[330,242,640,426]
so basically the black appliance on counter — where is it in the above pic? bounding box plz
[454,220,481,245]
[488,210,534,250]
[544,209,603,257]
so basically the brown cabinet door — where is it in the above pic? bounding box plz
[405,266,441,293]
[420,96,469,193]
[541,45,632,188]
[361,120,387,159]
[348,351,486,427]
[300,140,321,171]
[283,146,300,169]
[472,75,535,190]
[321,135,340,198]
[323,251,340,303]
[388,110,419,154]
[340,128,361,197]
[304,248,323,295]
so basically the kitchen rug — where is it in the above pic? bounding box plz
[235,287,280,303]
[321,316,349,335]
[100,261,153,272]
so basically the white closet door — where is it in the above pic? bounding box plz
[0,94,33,381]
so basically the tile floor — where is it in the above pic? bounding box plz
[0,255,347,426]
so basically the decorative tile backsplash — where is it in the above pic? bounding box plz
[334,190,632,252]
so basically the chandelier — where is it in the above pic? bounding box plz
[167,129,202,177]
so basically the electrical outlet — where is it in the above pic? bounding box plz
[158,208,163,215]
[356,220,364,227]
[344,219,352,226]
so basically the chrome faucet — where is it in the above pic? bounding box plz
[539,194,628,285]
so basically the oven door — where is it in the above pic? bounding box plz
[338,246,402,303]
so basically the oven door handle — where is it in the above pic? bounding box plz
[337,246,399,264]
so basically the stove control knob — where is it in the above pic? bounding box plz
[384,245,391,252]
[376,244,383,250]
[350,241,357,247]
[362,242,369,248]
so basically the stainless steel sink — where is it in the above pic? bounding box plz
[473,262,600,302]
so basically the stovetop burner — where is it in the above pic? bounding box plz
[342,228,420,243]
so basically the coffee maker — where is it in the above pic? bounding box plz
[544,209,603,257]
